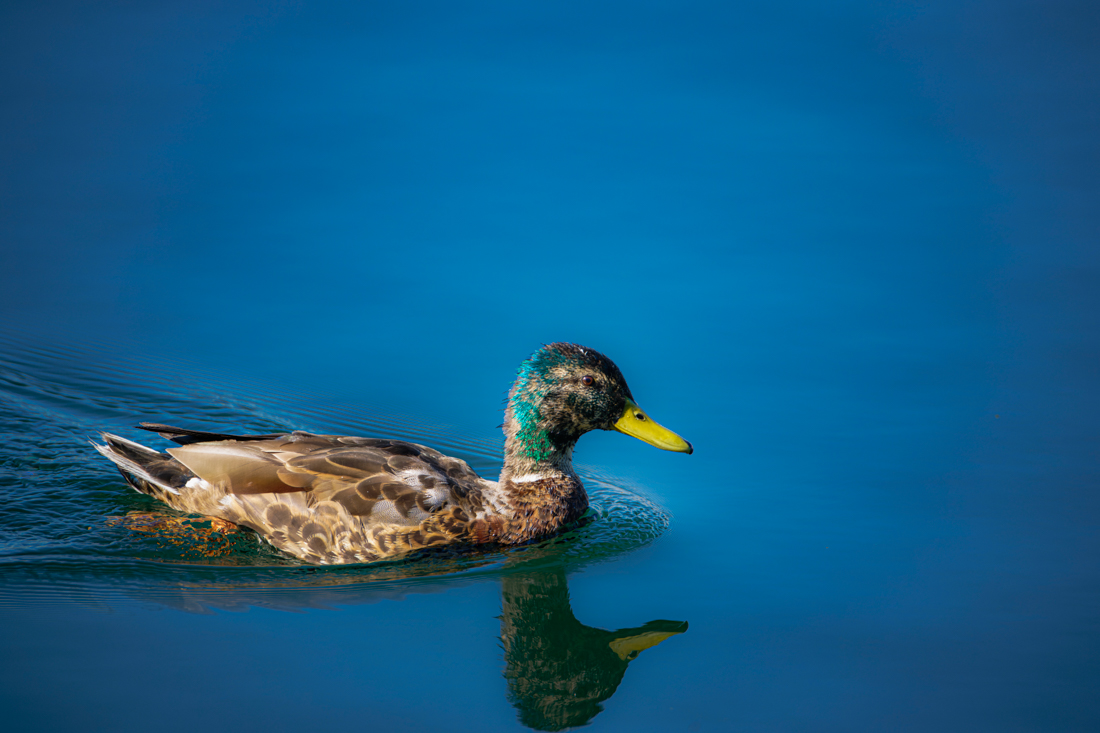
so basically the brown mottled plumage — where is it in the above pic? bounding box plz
[94,343,692,565]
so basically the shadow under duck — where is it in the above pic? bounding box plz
[94,343,692,564]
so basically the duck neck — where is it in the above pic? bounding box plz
[498,407,589,543]
[500,402,579,484]
[493,354,591,540]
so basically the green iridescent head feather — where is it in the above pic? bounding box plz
[504,343,633,466]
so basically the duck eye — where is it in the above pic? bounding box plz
[581,375,594,386]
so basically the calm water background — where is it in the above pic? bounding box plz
[2,1,1098,730]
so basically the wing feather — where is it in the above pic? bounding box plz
[168,434,483,528]
[167,443,305,494]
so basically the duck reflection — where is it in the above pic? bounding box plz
[500,565,687,731]
[19,514,686,730]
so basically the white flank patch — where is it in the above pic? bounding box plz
[185,477,213,491]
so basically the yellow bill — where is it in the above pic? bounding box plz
[613,398,693,454]
[609,630,683,661]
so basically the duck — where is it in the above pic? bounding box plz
[94,342,692,564]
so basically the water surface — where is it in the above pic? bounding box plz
[1,1,1098,731]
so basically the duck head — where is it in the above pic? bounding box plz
[502,343,692,477]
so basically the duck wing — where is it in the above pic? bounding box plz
[160,429,485,528]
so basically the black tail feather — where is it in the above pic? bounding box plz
[138,422,287,446]
[102,432,162,463]
[94,432,190,498]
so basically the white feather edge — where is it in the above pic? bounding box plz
[91,434,181,495]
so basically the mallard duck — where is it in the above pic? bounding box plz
[94,342,692,564]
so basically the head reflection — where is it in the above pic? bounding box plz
[500,566,687,731]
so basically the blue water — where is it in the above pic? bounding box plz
[2,1,1098,730]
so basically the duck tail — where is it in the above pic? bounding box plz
[92,432,194,504]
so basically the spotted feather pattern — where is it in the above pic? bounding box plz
[97,430,508,564]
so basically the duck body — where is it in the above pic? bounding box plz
[95,343,691,565]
